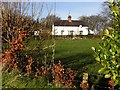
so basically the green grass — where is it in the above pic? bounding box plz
[2,70,48,88]
[22,38,102,74]
[2,38,102,74]
[54,39,102,74]
[2,38,103,88]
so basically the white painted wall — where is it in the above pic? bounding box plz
[89,30,95,35]
[80,27,89,35]
[52,25,89,35]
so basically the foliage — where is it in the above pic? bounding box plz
[2,3,30,41]
[2,69,48,88]
[2,29,52,78]
[2,58,77,88]
[1,2,52,70]
[2,30,28,72]
[92,0,120,86]
[0,1,101,89]
[2,31,77,88]
[52,60,76,88]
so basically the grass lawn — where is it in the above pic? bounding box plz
[2,38,102,75]
[22,38,102,74]
[2,38,104,88]
[54,38,102,74]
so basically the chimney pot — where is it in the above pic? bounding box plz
[68,15,72,22]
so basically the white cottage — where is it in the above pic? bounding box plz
[52,15,89,36]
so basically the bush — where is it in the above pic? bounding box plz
[92,0,120,87]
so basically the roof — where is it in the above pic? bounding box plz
[54,20,88,27]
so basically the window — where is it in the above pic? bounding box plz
[70,30,74,35]
[61,30,64,35]
[79,31,83,35]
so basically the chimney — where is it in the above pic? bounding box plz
[68,15,72,22]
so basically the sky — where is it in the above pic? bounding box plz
[40,2,104,20]
[2,0,107,20]
[55,2,103,20]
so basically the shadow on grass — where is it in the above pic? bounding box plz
[21,48,99,74]
[55,53,97,72]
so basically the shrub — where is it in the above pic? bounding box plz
[92,0,120,86]
[52,60,76,88]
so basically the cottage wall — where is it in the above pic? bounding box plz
[79,27,88,35]
[52,15,89,36]
[52,25,88,35]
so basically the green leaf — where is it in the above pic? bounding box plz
[112,74,117,80]
[91,47,95,51]
[93,0,120,86]
[111,5,119,15]
[98,68,105,73]
[110,0,114,3]
[108,27,114,31]
[105,74,111,78]
[104,29,109,35]
[95,57,100,62]
[104,55,107,59]
[114,79,119,86]
[105,34,113,39]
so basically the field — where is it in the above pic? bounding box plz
[24,38,102,74]
[55,39,101,74]
[24,38,101,74]
[2,38,103,88]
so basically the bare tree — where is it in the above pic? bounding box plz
[41,14,61,29]
[78,1,115,35]
[1,1,45,41]
[1,1,56,69]
[78,14,110,34]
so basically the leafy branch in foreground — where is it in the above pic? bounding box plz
[52,60,76,88]
[92,0,120,87]
[2,29,29,72]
